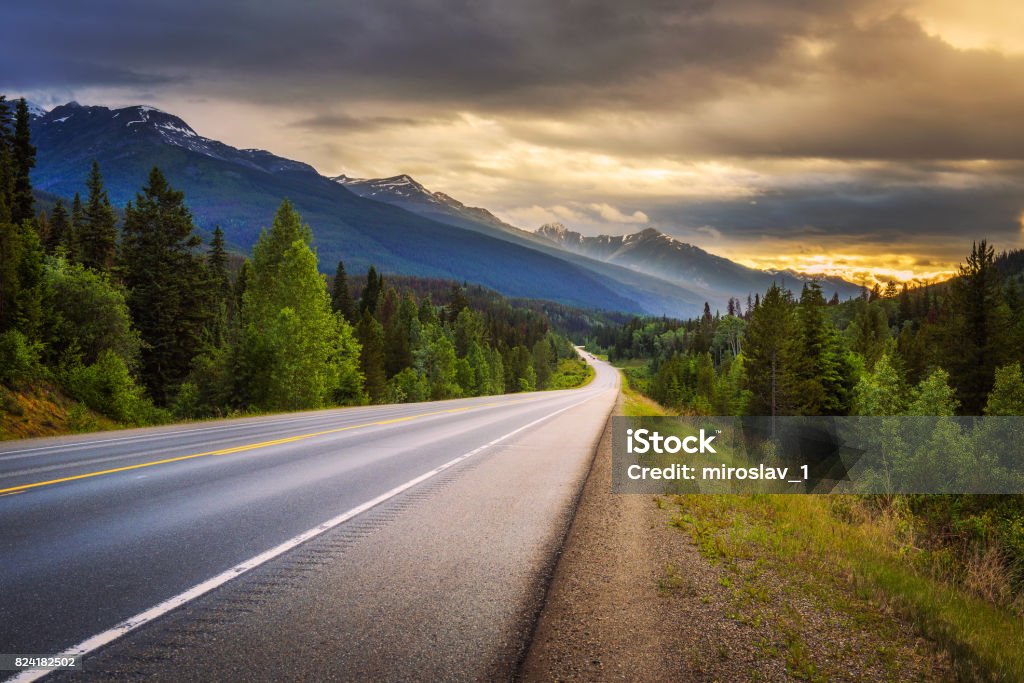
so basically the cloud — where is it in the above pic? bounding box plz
[588,203,648,224]
[4,0,1024,279]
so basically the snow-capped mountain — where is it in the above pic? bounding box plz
[27,100,715,316]
[332,173,525,239]
[536,224,862,302]
[32,102,315,178]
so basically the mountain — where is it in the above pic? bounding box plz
[535,224,863,302]
[28,102,711,317]
[333,174,524,239]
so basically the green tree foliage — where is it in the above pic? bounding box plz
[238,200,361,411]
[357,310,387,403]
[79,161,118,272]
[46,199,70,253]
[360,265,382,316]
[744,284,800,416]
[10,99,36,226]
[908,368,959,416]
[120,168,210,404]
[944,241,1011,414]
[852,353,907,416]
[984,363,1024,416]
[331,259,356,323]
[41,256,140,368]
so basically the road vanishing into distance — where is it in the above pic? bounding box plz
[0,353,618,682]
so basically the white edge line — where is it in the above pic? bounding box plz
[6,393,598,683]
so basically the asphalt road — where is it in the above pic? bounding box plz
[0,352,618,682]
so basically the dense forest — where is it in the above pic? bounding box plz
[589,246,1024,615]
[0,95,589,431]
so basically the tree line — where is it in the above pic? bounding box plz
[592,241,1024,420]
[0,95,586,426]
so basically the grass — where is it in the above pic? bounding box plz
[622,383,1022,681]
[547,358,595,390]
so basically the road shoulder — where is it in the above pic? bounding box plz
[519,396,949,681]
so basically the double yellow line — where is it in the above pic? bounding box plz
[0,400,525,497]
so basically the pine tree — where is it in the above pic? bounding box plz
[208,226,230,298]
[69,193,84,261]
[796,282,849,415]
[11,99,36,226]
[206,226,231,344]
[743,284,800,418]
[330,259,356,323]
[79,161,117,272]
[360,265,381,316]
[357,310,387,403]
[121,167,210,403]
[944,241,1011,414]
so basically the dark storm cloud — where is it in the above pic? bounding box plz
[291,113,425,133]
[5,0,1024,161]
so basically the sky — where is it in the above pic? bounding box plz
[3,0,1024,284]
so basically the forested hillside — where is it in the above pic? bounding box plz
[589,249,1024,640]
[0,95,590,437]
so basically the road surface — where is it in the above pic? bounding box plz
[0,353,618,681]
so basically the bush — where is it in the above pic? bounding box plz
[0,330,41,385]
[65,350,166,424]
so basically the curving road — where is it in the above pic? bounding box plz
[0,352,618,682]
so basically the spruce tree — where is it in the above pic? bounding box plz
[79,161,117,272]
[944,241,1011,414]
[331,259,356,323]
[360,265,381,316]
[743,284,800,418]
[206,226,231,344]
[69,192,84,262]
[357,310,387,403]
[47,199,70,253]
[121,167,209,403]
[11,99,35,226]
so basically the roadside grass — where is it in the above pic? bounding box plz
[620,386,1020,680]
[617,366,670,417]
[0,383,118,440]
[547,358,595,390]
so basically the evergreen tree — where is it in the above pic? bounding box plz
[69,192,84,261]
[120,167,210,403]
[331,259,356,323]
[360,265,382,316]
[532,337,554,389]
[796,282,849,415]
[944,241,1011,413]
[208,226,230,299]
[10,99,35,225]
[79,161,117,272]
[357,310,387,403]
[743,284,799,417]
[206,226,231,343]
[385,292,418,376]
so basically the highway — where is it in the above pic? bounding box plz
[0,352,618,682]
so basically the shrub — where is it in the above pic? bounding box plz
[0,330,41,385]
[65,350,165,424]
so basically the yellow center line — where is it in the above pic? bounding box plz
[0,397,540,496]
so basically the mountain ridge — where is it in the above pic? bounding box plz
[27,101,709,317]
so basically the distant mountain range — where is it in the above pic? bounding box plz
[27,101,858,317]
[534,224,863,302]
